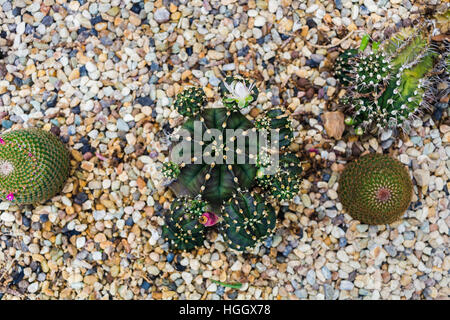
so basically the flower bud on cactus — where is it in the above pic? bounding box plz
[221,191,276,251]
[162,197,209,251]
[0,128,70,204]
[173,87,206,117]
[337,153,413,225]
[336,27,440,135]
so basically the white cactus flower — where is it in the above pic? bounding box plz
[223,80,256,108]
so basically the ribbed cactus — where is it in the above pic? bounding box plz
[173,87,207,117]
[337,153,413,225]
[171,107,257,205]
[163,77,302,252]
[221,191,276,251]
[336,27,439,135]
[0,128,70,204]
[162,197,208,251]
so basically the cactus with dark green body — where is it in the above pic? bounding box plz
[336,28,439,135]
[337,153,413,225]
[173,87,207,117]
[221,191,276,251]
[163,77,302,252]
[0,128,70,204]
[162,197,208,251]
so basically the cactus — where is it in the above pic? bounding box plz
[336,27,439,135]
[255,108,293,150]
[0,128,70,204]
[221,191,276,251]
[164,78,302,252]
[172,107,257,205]
[337,153,413,225]
[162,197,209,251]
[173,87,207,117]
[162,161,180,180]
[219,76,259,110]
[257,153,303,201]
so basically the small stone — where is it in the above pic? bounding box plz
[154,7,170,23]
[413,169,430,187]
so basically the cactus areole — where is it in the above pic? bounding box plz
[0,128,70,204]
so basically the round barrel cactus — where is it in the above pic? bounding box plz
[337,153,413,225]
[221,191,276,251]
[0,128,70,204]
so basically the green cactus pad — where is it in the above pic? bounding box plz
[221,191,276,251]
[173,107,257,205]
[173,87,207,117]
[162,197,209,251]
[337,153,413,225]
[0,128,70,204]
[219,76,259,110]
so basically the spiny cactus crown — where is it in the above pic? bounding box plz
[173,87,207,117]
[337,153,413,225]
[336,27,439,135]
[0,128,70,205]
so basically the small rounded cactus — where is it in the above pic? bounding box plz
[337,153,413,225]
[162,197,209,251]
[255,108,293,150]
[173,87,207,117]
[221,191,276,251]
[0,128,70,204]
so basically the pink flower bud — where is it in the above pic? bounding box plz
[6,192,14,201]
[199,212,219,227]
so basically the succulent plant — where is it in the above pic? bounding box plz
[171,107,257,205]
[257,152,302,201]
[337,153,413,225]
[173,87,207,117]
[0,128,70,205]
[221,191,276,251]
[255,108,293,150]
[163,77,302,252]
[162,161,180,180]
[162,197,209,251]
[219,76,259,110]
[336,27,440,135]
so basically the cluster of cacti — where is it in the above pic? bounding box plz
[163,77,302,251]
[335,27,441,135]
[337,153,413,225]
[0,128,70,205]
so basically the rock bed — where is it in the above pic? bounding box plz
[0,0,448,300]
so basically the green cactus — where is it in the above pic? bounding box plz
[173,87,207,117]
[337,153,413,225]
[336,27,439,135]
[257,152,302,201]
[164,79,302,252]
[171,107,257,205]
[162,161,180,180]
[162,197,209,251]
[219,76,259,110]
[255,108,293,150]
[0,128,70,204]
[221,191,276,251]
